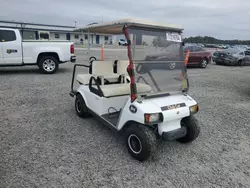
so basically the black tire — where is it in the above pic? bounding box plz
[75,94,91,118]
[124,124,157,161]
[237,60,243,66]
[200,58,208,68]
[89,56,96,62]
[38,56,59,74]
[177,115,200,143]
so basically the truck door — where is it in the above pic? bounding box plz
[0,31,4,64]
[0,29,22,65]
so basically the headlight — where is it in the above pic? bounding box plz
[189,104,199,114]
[144,113,163,124]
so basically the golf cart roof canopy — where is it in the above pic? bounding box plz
[79,18,184,34]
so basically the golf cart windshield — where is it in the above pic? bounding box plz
[128,27,187,98]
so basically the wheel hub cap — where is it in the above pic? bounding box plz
[76,100,82,113]
[43,59,56,72]
[170,63,176,69]
[128,134,142,154]
[201,60,207,67]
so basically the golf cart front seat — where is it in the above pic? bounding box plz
[116,60,131,83]
[93,83,152,97]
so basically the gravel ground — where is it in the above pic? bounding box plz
[0,50,250,188]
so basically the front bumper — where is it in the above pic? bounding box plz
[71,55,76,63]
[162,126,187,141]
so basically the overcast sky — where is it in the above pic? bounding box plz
[0,0,249,40]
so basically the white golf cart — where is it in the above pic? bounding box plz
[70,19,200,161]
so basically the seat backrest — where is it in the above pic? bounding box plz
[91,60,114,75]
[117,60,129,75]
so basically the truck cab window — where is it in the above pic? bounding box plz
[0,30,16,42]
[39,32,49,40]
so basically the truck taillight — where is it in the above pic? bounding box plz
[70,44,75,54]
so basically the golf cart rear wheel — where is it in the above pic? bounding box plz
[124,125,157,161]
[177,115,200,143]
[75,94,91,118]
[89,56,96,62]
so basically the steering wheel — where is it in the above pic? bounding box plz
[136,63,150,74]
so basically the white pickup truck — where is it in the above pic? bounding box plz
[0,28,76,74]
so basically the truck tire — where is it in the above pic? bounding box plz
[124,124,157,161]
[38,56,59,74]
[177,115,200,143]
[75,94,91,118]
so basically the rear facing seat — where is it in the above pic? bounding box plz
[77,60,119,85]
[94,60,152,97]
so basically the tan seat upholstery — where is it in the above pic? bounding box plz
[116,60,130,83]
[117,60,129,75]
[76,60,119,85]
[95,83,152,97]
[77,74,92,85]
[77,60,153,97]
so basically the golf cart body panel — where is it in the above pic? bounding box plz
[117,93,197,132]
[76,85,129,115]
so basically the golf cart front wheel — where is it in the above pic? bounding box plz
[177,115,200,143]
[75,94,91,118]
[124,125,157,161]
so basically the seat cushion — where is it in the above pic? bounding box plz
[77,74,92,85]
[92,60,114,75]
[94,74,120,83]
[95,83,152,97]
[77,74,120,85]
[117,60,129,74]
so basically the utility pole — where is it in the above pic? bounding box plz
[102,15,103,23]
[74,21,77,28]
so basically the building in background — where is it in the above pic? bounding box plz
[0,20,112,45]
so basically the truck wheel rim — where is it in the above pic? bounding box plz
[43,59,56,72]
[128,134,142,154]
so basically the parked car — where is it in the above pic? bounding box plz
[184,45,212,68]
[0,28,76,74]
[118,39,127,46]
[213,48,250,66]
